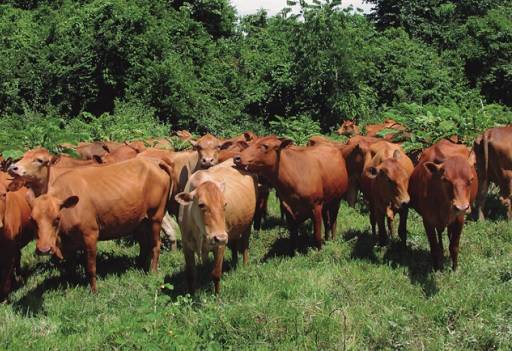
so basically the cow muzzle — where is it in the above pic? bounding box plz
[209,233,228,246]
[200,158,217,169]
[453,203,470,214]
[7,164,24,177]
[35,246,52,256]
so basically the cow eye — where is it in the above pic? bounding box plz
[260,144,268,151]
[36,158,44,163]
[53,218,60,226]
[198,203,206,209]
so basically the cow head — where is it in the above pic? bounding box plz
[175,181,228,248]
[337,120,359,136]
[366,151,410,209]
[30,194,79,258]
[424,156,476,215]
[7,148,53,183]
[190,134,221,169]
[233,136,293,176]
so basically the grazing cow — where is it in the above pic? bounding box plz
[359,141,414,245]
[234,136,348,250]
[473,126,512,220]
[76,141,123,160]
[176,159,257,294]
[409,140,477,270]
[29,158,172,292]
[95,142,146,164]
[365,119,407,141]
[0,173,33,301]
[337,120,360,137]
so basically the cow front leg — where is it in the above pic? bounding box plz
[398,205,408,246]
[149,220,162,272]
[386,207,395,238]
[240,229,250,265]
[212,245,226,295]
[83,235,98,293]
[474,176,488,221]
[424,222,442,270]
[369,206,377,237]
[448,219,463,271]
[377,211,388,246]
[184,248,196,294]
[328,199,341,240]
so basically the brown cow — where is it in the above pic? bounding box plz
[95,141,146,164]
[473,126,512,220]
[337,120,360,137]
[29,157,172,292]
[234,136,348,251]
[0,173,33,301]
[189,134,222,169]
[359,141,414,245]
[8,148,102,197]
[176,160,257,294]
[76,141,123,160]
[365,119,407,141]
[409,140,478,270]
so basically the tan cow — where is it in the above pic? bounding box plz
[176,159,257,294]
[76,141,123,160]
[29,158,172,292]
[336,120,360,137]
[359,141,414,245]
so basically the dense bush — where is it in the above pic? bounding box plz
[0,0,511,151]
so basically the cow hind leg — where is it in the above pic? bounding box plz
[322,206,331,241]
[212,245,226,294]
[386,207,395,238]
[240,230,250,265]
[474,176,489,221]
[149,220,162,272]
[312,204,323,249]
[229,240,239,268]
[328,199,341,241]
[135,230,150,270]
[437,228,444,254]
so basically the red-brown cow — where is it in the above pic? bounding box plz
[365,119,407,141]
[29,158,172,292]
[409,140,478,270]
[95,141,146,164]
[359,141,414,245]
[336,120,360,137]
[234,136,348,251]
[0,172,33,301]
[473,126,512,220]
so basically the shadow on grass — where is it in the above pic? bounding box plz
[344,229,438,297]
[162,251,241,299]
[261,221,319,262]
[471,192,509,222]
[12,252,137,315]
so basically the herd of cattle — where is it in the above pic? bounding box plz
[0,120,511,300]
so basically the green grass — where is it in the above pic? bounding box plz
[1,194,511,350]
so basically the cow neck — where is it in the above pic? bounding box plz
[31,164,50,197]
[268,148,296,194]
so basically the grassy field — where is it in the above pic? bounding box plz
[0,193,511,350]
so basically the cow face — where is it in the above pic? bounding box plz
[367,154,410,209]
[234,136,293,174]
[337,120,359,136]
[8,148,52,182]
[175,181,228,247]
[30,194,79,258]
[424,156,475,215]
[191,134,221,169]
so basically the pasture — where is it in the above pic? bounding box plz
[1,193,510,350]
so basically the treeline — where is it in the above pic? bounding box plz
[1,0,511,152]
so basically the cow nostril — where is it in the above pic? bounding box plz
[36,247,51,255]
[233,156,241,164]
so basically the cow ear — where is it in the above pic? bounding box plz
[189,139,198,148]
[220,141,233,150]
[49,156,60,165]
[7,178,25,192]
[278,138,293,150]
[467,150,476,167]
[243,131,256,141]
[217,181,226,193]
[367,166,379,179]
[102,144,111,153]
[93,155,103,164]
[61,195,79,209]
[175,192,194,205]
[392,149,401,160]
[424,162,444,176]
